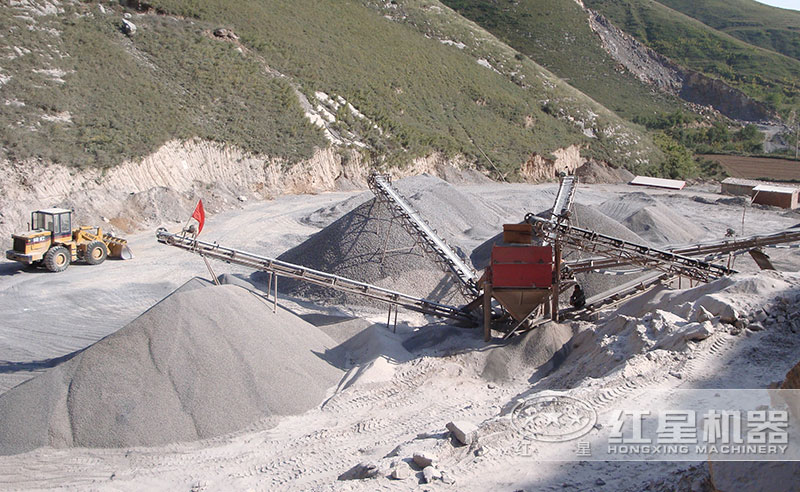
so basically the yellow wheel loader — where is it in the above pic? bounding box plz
[6,208,133,272]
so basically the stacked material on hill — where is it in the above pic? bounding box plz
[719,178,799,209]
[630,176,685,190]
[276,175,500,308]
[720,177,774,197]
[0,280,343,455]
[598,193,705,245]
[547,272,798,390]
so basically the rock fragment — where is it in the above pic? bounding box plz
[121,19,136,35]
[446,420,478,446]
[338,462,379,480]
[412,451,435,468]
[694,306,713,323]
[422,465,440,483]
[390,462,411,480]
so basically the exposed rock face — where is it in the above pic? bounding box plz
[589,13,682,92]
[588,11,773,122]
[0,140,489,238]
[678,72,772,122]
[519,144,585,182]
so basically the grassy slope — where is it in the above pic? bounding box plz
[149,0,661,174]
[656,0,800,62]
[0,0,662,175]
[0,4,325,168]
[440,0,683,121]
[361,0,664,171]
[585,0,800,116]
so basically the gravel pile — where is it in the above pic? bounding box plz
[566,203,656,299]
[0,280,342,455]
[598,193,705,245]
[480,322,573,382]
[276,175,497,307]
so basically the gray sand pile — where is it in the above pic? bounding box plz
[0,280,342,455]
[469,221,528,272]
[276,175,500,307]
[568,203,655,298]
[481,322,573,382]
[301,193,371,229]
[598,193,705,245]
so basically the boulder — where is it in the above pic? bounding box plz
[213,28,239,40]
[390,462,411,480]
[121,19,136,35]
[683,321,714,342]
[422,466,440,484]
[446,421,478,446]
[440,470,456,485]
[412,451,435,468]
[695,295,738,324]
[694,306,713,323]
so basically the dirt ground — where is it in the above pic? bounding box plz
[1,180,799,490]
[700,154,800,181]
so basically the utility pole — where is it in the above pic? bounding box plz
[792,109,799,160]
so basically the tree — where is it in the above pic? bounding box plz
[652,132,698,179]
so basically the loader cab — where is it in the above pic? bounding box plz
[31,208,72,241]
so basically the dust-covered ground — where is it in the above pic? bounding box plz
[1,179,799,490]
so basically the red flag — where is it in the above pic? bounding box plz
[191,200,205,235]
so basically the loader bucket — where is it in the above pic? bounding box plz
[104,234,133,260]
[119,245,134,260]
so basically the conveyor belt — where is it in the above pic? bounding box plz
[561,271,669,320]
[551,175,577,225]
[156,229,476,324]
[565,226,800,275]
[368,173,479,297]
[527,214,734,283]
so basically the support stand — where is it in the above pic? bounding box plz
[483,282,492,342]
[551,241,561,322]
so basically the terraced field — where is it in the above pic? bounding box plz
[701,154,800,181]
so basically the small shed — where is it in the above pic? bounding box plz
[721,177,764,197]
[629,176,686,190]
[752,184,799,209]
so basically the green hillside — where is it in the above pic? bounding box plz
[0,0,661,177]
[0,4,325,168]
[440,0,683,121]
[657,0,800,62]
[585,0,800,116]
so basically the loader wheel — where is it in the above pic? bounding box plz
[44,246,70,272]
[85,241,108,265]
